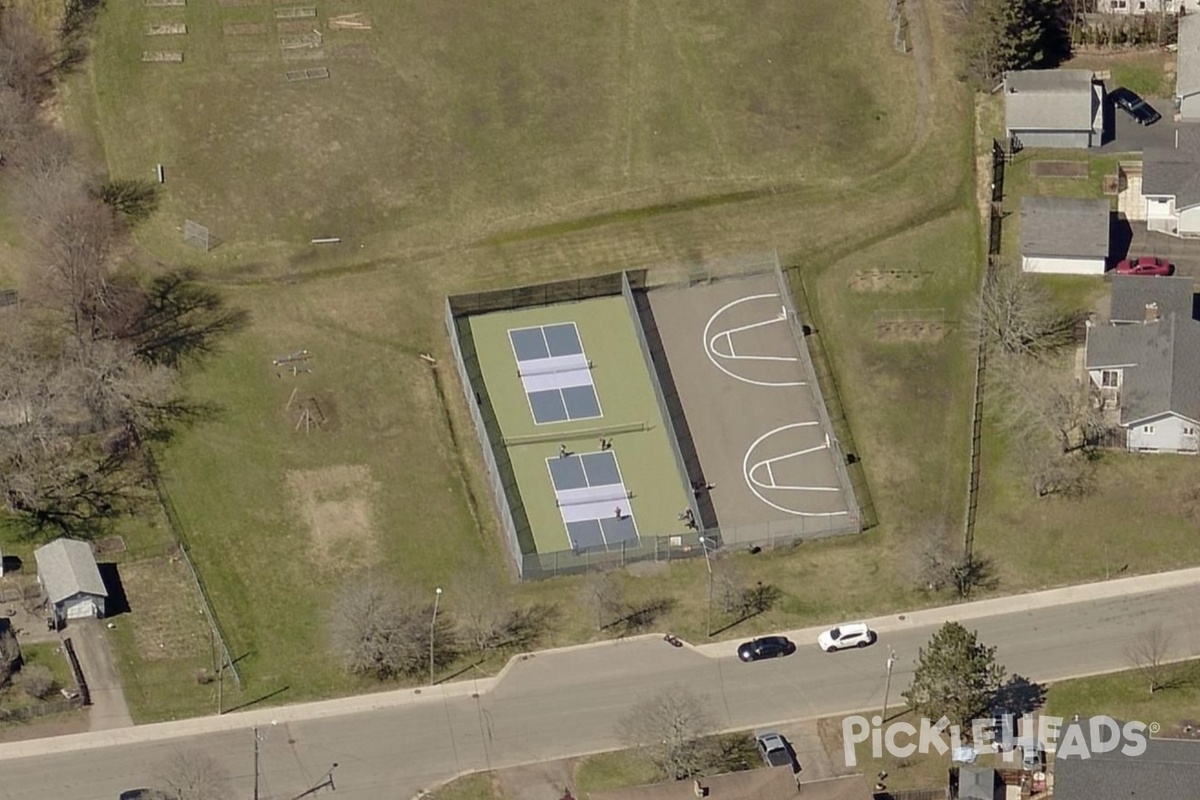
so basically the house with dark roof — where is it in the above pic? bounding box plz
[1142,127,1200,237]
[1020,197,1110,275]
[1178,14,1200,121]
[953,766,1000,800]
[1004,70,1103,149]
[1055,720,1200,800]
[1086,277,1200,452]
[34,538,107,625]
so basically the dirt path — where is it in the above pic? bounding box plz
[67,619,134,731]
[904,0,937,149]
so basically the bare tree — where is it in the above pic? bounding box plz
[973,270,1078,360]
[1125,623,1175,694]
[1018,443,1096,499]
[617,687,715,780]
[158,749,231,800]
[15,663,54,699]
[916,526,997,598]
[453,560,509,655]
[0,623,19,688]
[329,576,457,680]
[994,355,1103,454]
[0,7,53,104]
[581,569,624,631]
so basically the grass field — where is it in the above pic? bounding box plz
[469,297,692,554]
[1045,658,1200,733]
[65,0,1007,713]
[89,0,919,274]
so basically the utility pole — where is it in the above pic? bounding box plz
[253,726,267,800]
[882,647,897,721]
[430,587,443,686]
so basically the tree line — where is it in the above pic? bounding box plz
[0,4,246,537]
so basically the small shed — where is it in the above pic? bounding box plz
[1020,196,1111,275]
[34,538,107,625]
[955,766,1000,800]
[1004,69,1103,149]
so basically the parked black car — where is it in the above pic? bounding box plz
[736,636,795,662]
[1111,87,1161,125]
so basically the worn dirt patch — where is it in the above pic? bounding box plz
[875,320,947,343]
[1030,160,1089,178]
[848,270,928,292]
[285,465,381,573]
[120,557,211,663]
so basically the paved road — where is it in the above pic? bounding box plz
[3,569,1200,800]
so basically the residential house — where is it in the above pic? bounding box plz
[1085,277,1200,452]
[1055,719,1200,800]
[1142,127,1200,236]
[953,767,1001,800]
[1020,197,1110,274]
[1004,70,1104,149]
[34,538,107,625]
[588,772,871,800]
[1178,14,1200,120]
[1097,0,1199,13]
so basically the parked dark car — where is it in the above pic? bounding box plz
[1111,87,1161,125]
[1116,255,1173,276]
[756,732,800,772]
[736,636,795,662]
[120,791,170,800]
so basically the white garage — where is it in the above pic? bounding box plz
[1020,196,1111,275]
[34,538,107,626]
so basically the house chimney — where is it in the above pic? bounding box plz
[1146,302,1160,323]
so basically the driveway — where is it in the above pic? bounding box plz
[1096,94,1180,154]
[1116,218,1200,282]
[66,619,133,731]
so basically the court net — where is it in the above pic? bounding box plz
[503,420,648,447]
[556,487,631,507]
[517,359,593,378]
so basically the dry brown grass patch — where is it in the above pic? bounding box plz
[874,320,947,343]
[120,557,212,663]
[848,270,928,292]
[285,465,381,573]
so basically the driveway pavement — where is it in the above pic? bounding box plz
[66,619,133,732]
[3,567,1200,799]
[1120,219,1200,281]
[1096,95,1179,154]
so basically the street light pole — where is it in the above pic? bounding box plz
[430,587,443,686]
[882,647,897,721]
[253,726,261,800]
[701,537,714,637]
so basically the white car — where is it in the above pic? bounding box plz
[817,622,877,652]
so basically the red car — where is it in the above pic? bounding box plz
[1116,256,1174,276]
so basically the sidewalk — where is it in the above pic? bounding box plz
[693,565,1200,657]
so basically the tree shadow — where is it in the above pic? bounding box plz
[609,597,676,635]
[222,685,289,714]
[120,270,251,370]
[708,583,783,636]
[992,674,1047,716]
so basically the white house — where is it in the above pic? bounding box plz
[1004,70,1104,149]
[1097,0,1200,13]
[1086,279,1200,453]
[1020,196,1111,274]
[34,538,107,625]
[1142,130,1200,236]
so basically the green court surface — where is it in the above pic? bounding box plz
[470,296,692,554]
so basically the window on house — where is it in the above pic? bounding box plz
[1102,370,1118,387]
[1139,1,1146,8]
[1144,425,1155,434]
[1185,426,1196,436]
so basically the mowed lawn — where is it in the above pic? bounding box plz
[88,0,916,272]
[156,273,482,699]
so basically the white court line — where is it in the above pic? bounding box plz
[702,294,806,387]
[743,423,849,517]
[707,317,798,363]
[765,462,776,488]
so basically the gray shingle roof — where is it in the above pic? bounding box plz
[1109,275,1195,323]
[1055,721,1200,800]
[1086,314,1200,425]
[33,538,106,604]
[1005,69,1096,132]
[1142,127,1200,209]
[957,767,997,800]
[1179,14,1200,99]
[1020,197,1110,259]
